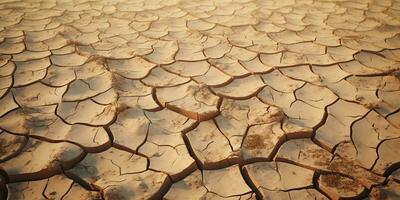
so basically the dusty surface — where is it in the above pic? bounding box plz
[0,0,400,199]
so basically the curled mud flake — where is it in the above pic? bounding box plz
[2,138,84,182]
[156,81,219,121]
[211,75,265,99]
[50,53,88,67]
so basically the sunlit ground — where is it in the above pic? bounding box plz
[0,0,400,199]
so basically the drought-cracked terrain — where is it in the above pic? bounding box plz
[0,0,400,199]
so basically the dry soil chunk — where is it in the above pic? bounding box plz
[318,174,366,200]
[203,165,251,197]
[244,162,314,191]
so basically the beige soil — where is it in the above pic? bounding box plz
[0,0,400,199]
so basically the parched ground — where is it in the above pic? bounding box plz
[0,0,400,199]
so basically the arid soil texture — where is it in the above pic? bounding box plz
[1,0,400,199]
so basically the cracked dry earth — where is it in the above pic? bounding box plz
[1,0,400,200]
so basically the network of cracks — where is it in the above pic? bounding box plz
[1,0,400,199]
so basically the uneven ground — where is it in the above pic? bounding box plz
[0,0,400,199]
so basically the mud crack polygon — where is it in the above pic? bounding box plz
[1,0,400,199]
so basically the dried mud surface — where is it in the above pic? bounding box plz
[0,0,400,199]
